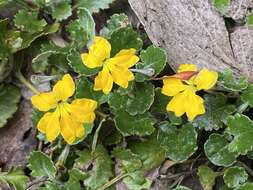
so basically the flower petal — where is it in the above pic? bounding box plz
[162,78,187,96]
[94,67,113,94]
[194,68,218,90]
[45,111,60,142]
[178,64,198,73]
[53,74,75,101]
[107,48,139,68]
[37,112,53,133]
[70,98,97,123]
[31,92,58,111]
[81,37,111,68]
[75,124,85,138]
[167,92,186,117]
[60,114,77,144]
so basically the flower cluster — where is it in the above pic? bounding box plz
[31,74,97,144]
[162,64,218,120]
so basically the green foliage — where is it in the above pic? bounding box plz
[193,94,235,131]
[235,183,253,190]
[0,84,21,128]
[218,69,248,92]
[65,169,88,190]
[213,0,230,14]
[224,166,248,188]
[0,167,28,190]
[76,0,115,13]
[28,151,56,179]
[51,1,72,21]
[246,13,253,27]
[173,186,192,190]
[150,88,170,114]
[158,122,197,162]
[109,27,143,56]
[241,84,253,107]
[136,45,167,81]
[197,165,219,190]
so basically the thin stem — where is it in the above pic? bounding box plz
[16,71,40,94]
[237,161,253,177]
[237,102,249,114]
[96,111,109,119]
[56,144,70,168]
[91,118,106,155]
[97,173,129,190]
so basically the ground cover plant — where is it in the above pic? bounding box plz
[0,0,253,190]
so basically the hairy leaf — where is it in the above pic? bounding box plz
[197,165,219,190]
[52,1,72,21]
[241,84,253,107]
[224,166,248,188]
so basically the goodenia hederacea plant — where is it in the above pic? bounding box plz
[31,74,97,144]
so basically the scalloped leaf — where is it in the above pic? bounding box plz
[28,151,56,178]
[75,77,108,104]
[100,13,129,38]
[150,88,170,114]
[246,13,253,26]
[193,94,236,131]
[108,91,128,113]
[197,165,219,190]
[213,0,230,14]
[67,48,100,76]
[0,167,28,190]
[157,122,197,162]
[114,110,155,136]
[76,0,115,13]
[135,45,167,82]
[65,169,88,190]
[0,84,21,128]
[109,27,143,56]
[241,84,253,107]
[123,171,152,190]
[126,82,154,115]
[52,1,72,21]
[218,69,248,92]
[14,10,47,33]
[235,183,253,190]
[226,114,253,155]
[224,166,248,188]
[204,134,237,167]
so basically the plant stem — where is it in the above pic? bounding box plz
[97,173,129,190]
[96,111,109,119]
[237,161,253,177]
[237,102,249,114]
[56,144,70,168]
[16,71,40,94]
[91,118,106,155]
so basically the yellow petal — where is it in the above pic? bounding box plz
[37,112,53,133]
[107,48,139,68]
[70,98,97,123]
[53,74,75,101]
[45,110,60,142]
[162,78,187,96]
[75,123,85,138]
[183,89,205,120]
[107,63,134,88]
[31,92,58,111]
[194,68,218,90]
[178,64,198,73]
[81,36,111,68]
[94,67,113,94]
[60,114,77,144]
[167,92,187,117]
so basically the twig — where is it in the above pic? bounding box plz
[97,173,130,190]
[16,71,40,95]
[91,118,106,155]
[26,176,49,190]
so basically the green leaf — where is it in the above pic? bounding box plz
[67,48,100,76]
[192,94,236,131]
[65,169,88,190]
[204,134,237,167]
[112,148,142,173]
[76,0,115,13]
[241,84,253,107]
[0,58,13,82]
[226,114,253,155]
[224,166,248,188]
[114,110,155,136]
[0,84,21,128]
[52,1,72,21]
[135,45,167,82]
[150,88,170,114]
[172,186,192,190]
[75,77,108,104]
[168,112,182,125]
[83,145,114,189]
[213,0,230,14]
[157,122,197,162]
[197,165,219,190]
[218,69,248,92]
[14,10,47,33]
[123,171,152,190]
[235,183,253,190]
[108,91,128,113]
[126,82,155,115]
[109,27,143,56]
[0,168,28,190]
[246,13,253,27]
[100,13,129,38]
[66,8,95,47]
[28,151,56,178]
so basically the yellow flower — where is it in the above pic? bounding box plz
[31,74,97,144]
[81,37,139,94]
[162,64,218,121]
